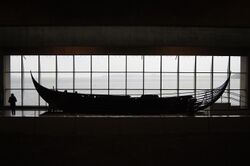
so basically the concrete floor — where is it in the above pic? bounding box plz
[0,109,250,165]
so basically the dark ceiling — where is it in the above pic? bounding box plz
[0,0,250,27]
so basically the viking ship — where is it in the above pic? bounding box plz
[31,73,230,115]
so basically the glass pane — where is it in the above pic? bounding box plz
[197,73,211,89]
[24,73,38,89]
[40,97,47,106]
[127,73,143,89]
[75,90,91,94]
[58,73,73,89]
[41,73,56,89]
[40,56,55,71]
[110,90,126,95]
[230,56,240,72]
[10,56,21,72]
[75,55,90,71]
[9,73,21,89]
[110,56,125,71]
[214,56,229,72]
[110,73,125,89]
[213,74,228,87]
[230,90,240,106]
[92,73,108,89]
[180,56,195,72]
[180,73,194,89]
[162,73,177,89]
[75,73,90,89]
[6,90,21,106]
[127,56,143,72]
[220,90,229,103]
[92,90,108,95]
[92,56,108,71]
[58,56,73,71]
[162,56,177,72]
[162,90,177,97]
[197,56,212,72]
[144,90,160,95]
[230,73,241,89]
[23,56,38,72]
[127,90,143,97]
[144,73,160,89]
[145,56,160,72]
[23,90,39,106]
[179,90,195,97]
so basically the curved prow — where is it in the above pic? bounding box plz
[194,73,231,111]
[31,72,60,105]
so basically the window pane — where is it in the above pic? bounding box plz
[41,73,56,89]
[110,56,125,71]
[145,73,160,89]
[24,73,38,89]
[162,56,177,72]
[162,73,177,89]
[214,56,229,72]
[75,55,90,71]
[144,90,160,95]
[92,90,108,95]
[230,56,240,72]
[92,73,108,89]
[6,90,21,106]
[180,56,195,72]
[10,56,21,72]
[127,90,143,97]
[110,90,125,95]
[58,56,73,71]
[197,56,212,72]
[127,56,143,72]
[213,74,228,87]
[179,90,195,96]
[219,90,229,103]
[23,90,39,106]
[23,56,38,72]
[127,73,143,89]
[180,73,194,89]
[9,73,21,89]
[230,73,241,89]
[145,56,160,72]
[110,73,125,89]
[92,56,108,71]
[230,90,240,106]
[75,73,90,89]
[40,97,47,106]
[40,56,55,71]
[162,90,177,97]
[75,90,91,94]
[197,73,211,89]
[58,73,73,89]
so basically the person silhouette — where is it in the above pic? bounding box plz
[8,93,17,115]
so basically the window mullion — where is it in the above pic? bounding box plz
[177,56,179,97]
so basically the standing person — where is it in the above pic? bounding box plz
[8,93,17,115]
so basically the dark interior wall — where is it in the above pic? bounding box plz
[0,1,250,27]
[0,116,250,165]
[1,26,250,55]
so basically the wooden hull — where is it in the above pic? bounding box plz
[31,73,230,115]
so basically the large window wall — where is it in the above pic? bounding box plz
[4,55,247,109]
